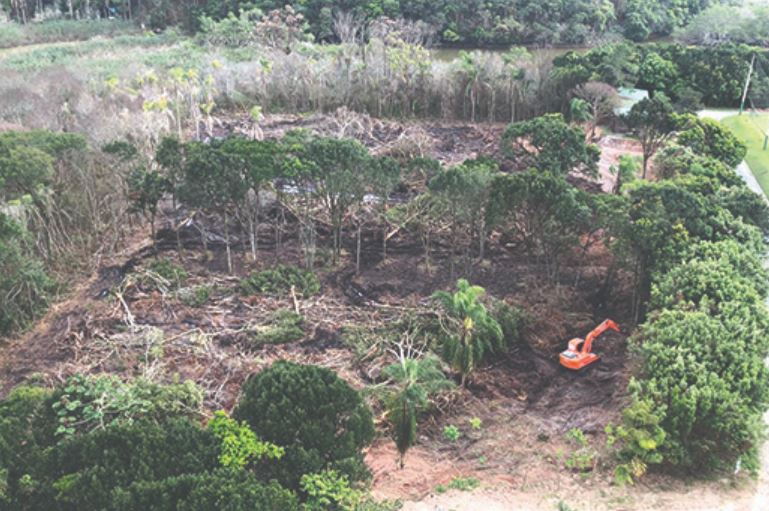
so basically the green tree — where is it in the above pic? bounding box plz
[500,113,599,177]
[610,155,639,194]
[369,156,401,261]
[178,141,249,273]
[383,356,453,468]
[676,115,747,168]
[428,158,497,271]
[127,167,169,248]
[625,93,678,179]
[569,97,592,125]
[234,361,375,490]
[488,170,591,281]
[300,137,373,264]
[637,52,679,94]
[219,138,281,261]
[432,279,503,387]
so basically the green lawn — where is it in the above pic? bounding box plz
[721,113,769,196]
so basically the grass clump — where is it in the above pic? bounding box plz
[178,285,212,307]
[248,309,305,347]
[148,258,188,287]
[240,265,320,297]
[435,476,480,494]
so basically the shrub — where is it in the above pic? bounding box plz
[492,300,525,347]
[240,265,320,297]
[608,399,665,485]
[51,374,203,437]
[44,419,219,510]
[177,285,212,308]
[248,310,305,347]
[148,259,188,287]
[0,385,55,502]
[234,361,375,490]
[442,425,460,442]
[207,411,284,469]
[0,380,297,510]
[300,470,361,511]
[630,305,769,471]
[0,216,54,337]
[435,476,480,493]
[117,470,299,511]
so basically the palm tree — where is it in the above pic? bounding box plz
[384,355,453,468]
[569,98,593,129]
[455,52,483,122]
[433,279,503,387]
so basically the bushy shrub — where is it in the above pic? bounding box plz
[629,305,769,470]
[608,399,665,485]
[492,300,525,347]
[148,259,188,287]
[0,379,298,510]
[51,374,203,437]
[116,469,299,511]
[44,418,219,510]
[234,361,374,490]
[177,285,212,307]
[207,411,283,469]
[300,470,361,511]
[0,216,54,337]
[240,265,320,297]
[248,310,305,347]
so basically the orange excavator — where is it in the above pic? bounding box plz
[559,319,620,370]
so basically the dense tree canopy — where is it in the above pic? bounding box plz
[554,43,769,108]
[0,377,302,510]
[2,0,733,46]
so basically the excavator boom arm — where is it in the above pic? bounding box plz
[581,319,620,354]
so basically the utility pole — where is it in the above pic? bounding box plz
[740,54,755,116]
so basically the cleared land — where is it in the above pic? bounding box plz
[722,113,769,196]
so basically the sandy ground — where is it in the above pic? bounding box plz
[596,134,644,192]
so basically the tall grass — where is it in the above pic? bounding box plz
[0,19,138,49]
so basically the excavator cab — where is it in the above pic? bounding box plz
[559,319,620,371]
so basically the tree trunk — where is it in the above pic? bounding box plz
[150,213,156,255]
[200,217,208,255]
[224,211,233,275]
[382,222,388,261]
[356,223,362,274]
[642,152,650,180]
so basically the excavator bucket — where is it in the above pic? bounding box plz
[559,319,620,371]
